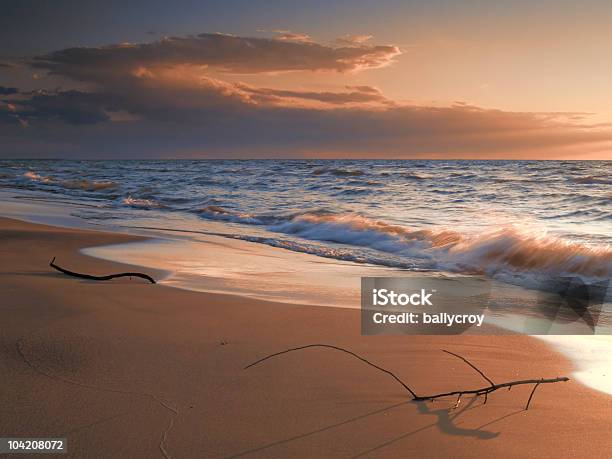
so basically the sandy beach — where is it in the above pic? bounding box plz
[0,216,610,458]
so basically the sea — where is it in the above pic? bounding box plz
[0,159,610,286]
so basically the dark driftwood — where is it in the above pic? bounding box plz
[49,257,156,284]
[245,344,418,397]
[245,344,569,411]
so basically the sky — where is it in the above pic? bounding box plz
[1,0,611,159]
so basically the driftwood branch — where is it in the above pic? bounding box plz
[245,344,417,398]
[245,344,569,411]
[526,381,542,410]
[442,349,495,387]
[49,257,156,284]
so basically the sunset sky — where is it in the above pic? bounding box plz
[1,0,611,159]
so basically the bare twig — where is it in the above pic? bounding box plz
[244,344,417,398]
[413,376,568,403]
[525,381,542,410]
[49,257,156,284]
[245,345,569,411]
[443,349,495,387]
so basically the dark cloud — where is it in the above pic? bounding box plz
[0,86,19,95]
[15,90,110,124]
[30,33,401,82]
[3,81,611,159]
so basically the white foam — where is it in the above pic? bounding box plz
[538,335,612,395]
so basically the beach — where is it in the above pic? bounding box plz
[1,216,611,458]
[3,4,612,457]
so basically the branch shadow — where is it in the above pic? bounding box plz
[4,271,61,278]
[226,400,410,458]
[414,396,500,439]
[62,410,132,436]
[5,271,150,284]
[351,396,524,458]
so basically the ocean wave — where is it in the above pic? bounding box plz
[195,207,611,280]
[266,213,612,280]
[23,171,118,192]
[445,228,611,278]
[449,172,478,179]
[24,171,53,183]
[229,234,419,269]
[570,175,612,185]
[122,196,163,209]
[312,167,364,177]
[268,213,461,252]
[335,188,374,196]
[404,173,431,180]
[196,205,337,226]
[346,180,382,186]
[194,177,221,185]
[429,189,464,195]
[198,205,262,224]
[542,208,609,220]
[59,179,118,191]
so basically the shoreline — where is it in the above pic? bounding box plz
[1,190,611,394]
[78,218,612,397]
[1,216,612,457]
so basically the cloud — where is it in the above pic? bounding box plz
[333,34,374,46]
[3,80,611,159]
[16,90,110,124]
[4,76,388,126]
[236,84,390,106]
[0,86,19,95]
[20,32,400,114]
[2,32,611,159]
[30,32,402,82]
[271,30,313,43]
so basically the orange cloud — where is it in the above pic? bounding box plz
[31,32,401,80]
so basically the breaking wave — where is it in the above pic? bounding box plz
[447,227,611,279]
[24,171,118,191]
[269,213,460,250]
[122,196,163,209]
[24,171,52,183]
[268,213,610,277]
[196,208,612,281]
[59,179,118,191]
[198,205,262,224]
